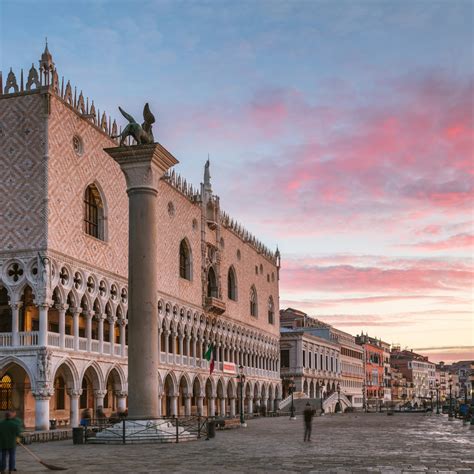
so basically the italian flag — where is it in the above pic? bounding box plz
[205,343,215,374]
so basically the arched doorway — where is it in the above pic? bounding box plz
[163,374,176,417]
[0,361,33,428]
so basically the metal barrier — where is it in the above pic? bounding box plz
[84,415,209,444]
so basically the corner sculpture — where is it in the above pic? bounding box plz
[113,103,155,146]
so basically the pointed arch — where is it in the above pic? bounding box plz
[267,295,275,324]
[227,265,238,301]
[179,238,192,280]
[207,266,218,298]
[250,285,258,317]
[84,182,107,241]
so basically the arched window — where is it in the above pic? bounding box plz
[179,239,192,280]
[55,376,65,410]
[207,267,218,297]
[84,184,106,240]
[268,296,274,324]
[227,266,237,301]
[250,286,258,317]
[0,374,12,410]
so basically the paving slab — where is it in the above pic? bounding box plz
[13,413,474,473]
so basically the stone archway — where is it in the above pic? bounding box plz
[80,364,103,415]
[178,375,190,416]
[0,361,33,428]
[52,360,79,427]
[103,367,125,416]
[192,377,202,416]
[216,379,225,417]
[163,373,177,417]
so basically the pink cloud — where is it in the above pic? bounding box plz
[403,233,474,251]
[280,258,473,293]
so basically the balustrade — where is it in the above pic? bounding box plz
[0,333,12,346]
[47,332,60,347]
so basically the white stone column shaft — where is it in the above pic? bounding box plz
[34,394,51,430]
[98,315,104,353]
[10,302,22,347]
[68,390,81,427]
[86,311,93,352]
[230,398,236,417]
[38,304,49,346]
[220,397,226,416]
[57,304,67,349]
[72,308,81,351]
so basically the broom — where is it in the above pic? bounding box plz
[19,442,68,471]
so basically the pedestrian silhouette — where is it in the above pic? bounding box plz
[303,403,315,442]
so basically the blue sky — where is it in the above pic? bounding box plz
[1,0,473,360]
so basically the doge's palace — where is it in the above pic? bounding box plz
[0,45,282,430]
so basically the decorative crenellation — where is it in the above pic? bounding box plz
[162,169,278,263]
[219,210,277,263]
[162,169,201,202]
[0,43,119,142]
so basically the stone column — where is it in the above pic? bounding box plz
[38,303,51,346]
[220,397,226,417]
[10,302,22,347]
[33,387,53,431]
[209,397,216,416]
[104,143,178,419]
[94,389,107,411]
[116,390,128,413]
[57,304,68,349]
[85,310,94,352]
[164,330,170,354]
[109,316,116,355]
[68,389,82,427]
[72,307,81,351]
[178,334,183,360]
[229,397,236,417]
[171,395,178,417]
[186,334,191,358]
[197,396,204,416]
[184,394,192,416]
[248,397,253,415]
[119,319,127,357]
[98,314,105,354]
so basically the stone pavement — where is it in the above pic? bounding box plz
[15,413,474,473]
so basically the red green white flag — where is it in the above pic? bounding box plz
[204,343,215,374]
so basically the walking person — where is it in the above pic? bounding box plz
[0,410,23,473]
[303,403,315,442]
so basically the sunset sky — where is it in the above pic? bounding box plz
[1,0,473,362]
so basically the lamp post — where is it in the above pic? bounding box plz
[362,381,367,413]
[448,377,453,419]
[430,390,434,412]
[435,382,440,415]
[336,382,341,413]
[288,378,296,420]
[237,365,247,427]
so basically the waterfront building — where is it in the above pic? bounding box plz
[0,46,281,429]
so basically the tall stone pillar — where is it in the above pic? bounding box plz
[68,389,81,427]
[72,307,81,351]
[229,397,236,417]
[33,388,53,431]
[104,143,178,419]
[38,303,50,346]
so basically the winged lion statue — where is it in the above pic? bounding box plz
[113,103,156,146]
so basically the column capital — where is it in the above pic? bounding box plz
[94,389,107,398]
[9,301,23,310]
[33,385,54,400]
[107,315,117,324]
[84,310,95,320]
[114,390,128,398]
[55,303,69,312]
[70,306,82,316]
[95,313,107,321]
[104,143,179,193]
[35,299,53,308]
[118,318,128,327]
[67,388,83,398]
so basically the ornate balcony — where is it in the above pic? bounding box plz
[205,296,226,315]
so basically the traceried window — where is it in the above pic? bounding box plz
[84,184,106,240]
[267,296,275,324]
[207,266,218,297]
[227,266,237,301]
[250,285,258,317]
[179,239,192,280]
[0,374,12,410]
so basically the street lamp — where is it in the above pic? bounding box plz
[435,382,440,415]
[336,382,341,413]
[362,381,367,413]
[430,390,433,412]
[288,378,296,420]
[237,365,247,427]
[448,377,453,419]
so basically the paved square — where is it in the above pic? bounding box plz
[16,414,474,473]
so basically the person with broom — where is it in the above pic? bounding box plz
[0,410,22,473]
